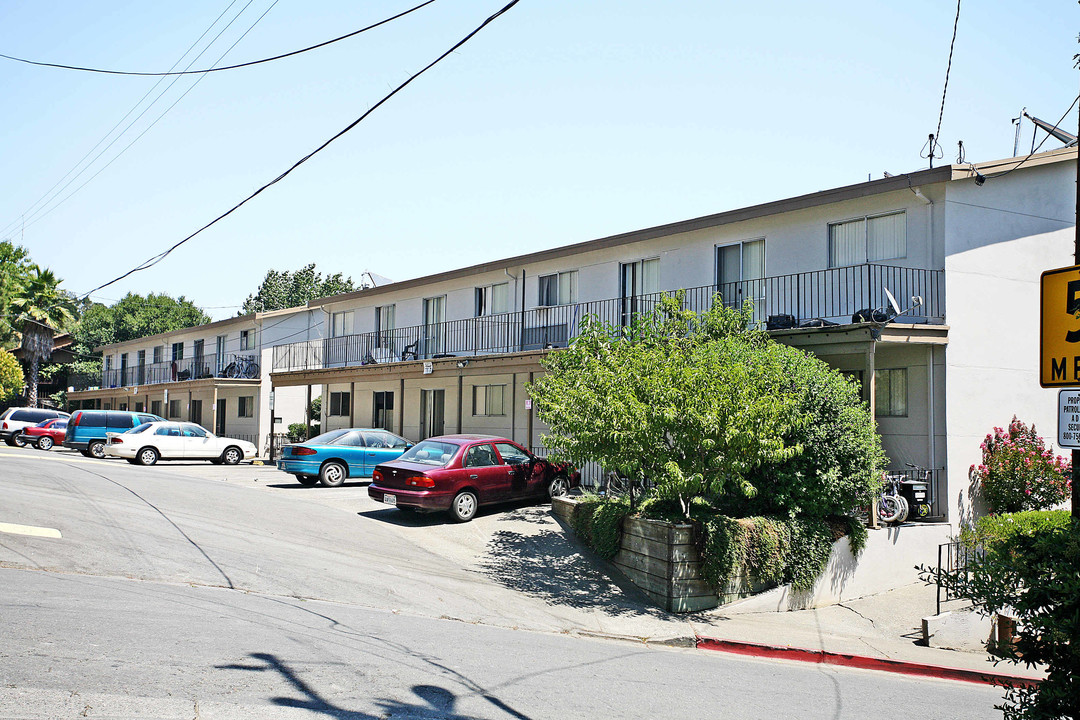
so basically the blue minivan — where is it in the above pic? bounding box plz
[64,410,165,458]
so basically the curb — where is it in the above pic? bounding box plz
[696,636,1043,688]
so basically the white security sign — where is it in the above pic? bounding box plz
[1058,389,1080,448]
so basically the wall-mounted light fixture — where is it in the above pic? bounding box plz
[456,359,469,369]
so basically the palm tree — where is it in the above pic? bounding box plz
[11,267,76,407]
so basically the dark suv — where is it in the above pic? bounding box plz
[63,410,164,458]
[0,407,70,447]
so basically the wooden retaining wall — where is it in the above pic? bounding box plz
[612,517,717,613]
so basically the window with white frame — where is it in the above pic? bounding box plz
[239,330,252,351]
[331,311,354,338]
[828,211,906,267]
[238,396,254,418]
[475,283,509,316]
[473,384,506,416]
[874,368,907,417]
[375,305,395,348]
[153,346,163,364]
[172,342,184,361]
[328,391,351,417]
[538,271,578,306]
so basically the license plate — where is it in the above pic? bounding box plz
[382,494,397,506]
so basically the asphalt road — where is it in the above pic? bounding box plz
[0,447,1007,719]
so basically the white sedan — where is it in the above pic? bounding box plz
[105,421,257,466]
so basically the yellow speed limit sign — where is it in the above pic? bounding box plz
[1041,264,1080,387]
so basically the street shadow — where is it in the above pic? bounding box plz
[217,652,527,719]
[265,480,373,490]
[358,500,545,527]
[476,522,671,619]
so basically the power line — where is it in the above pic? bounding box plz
[922,0,961,167]
[0,0,255,239]
[981,95,1080,182]
[11,0,281,238]
[81,0,523,301]
[0,1,436,78]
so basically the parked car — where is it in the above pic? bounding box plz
[0,407,69,447]
[104,421,257,466]
[368,434,579,522]
[277,428,413,487]
[17,418,69,451]
[63,409,164,458]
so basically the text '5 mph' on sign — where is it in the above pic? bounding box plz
[1040,264,1080,387]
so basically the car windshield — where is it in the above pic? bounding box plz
[304,429,354,446]
[126,423,155,434]
[396,440,459,467]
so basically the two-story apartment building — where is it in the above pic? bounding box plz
[267,147,1076,528]
[67,146,1075,528]
[69,305,324,454]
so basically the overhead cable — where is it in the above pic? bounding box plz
[80,0,522,300]
[0,0,436,77]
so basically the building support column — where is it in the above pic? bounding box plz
[212,387,219,434]
[305,384,312,441]
[349,381,355,427]
[866,340,878,529]
[457,374,463,433]
[398,378,405,437]
[527,371,534,451]
[510,373,517,444]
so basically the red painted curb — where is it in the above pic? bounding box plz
[696,636,1042,688]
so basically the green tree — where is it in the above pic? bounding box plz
[71,293,211,352]
[241,264,355,314]
[529,296,883,520]
[0,240,38,350]
[0,348,24,402]
[10,267,77,406]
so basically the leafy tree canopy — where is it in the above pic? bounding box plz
[1,240,40,349]
[529,296,884,519]
[241,264,355,314]
[72,293,212,353]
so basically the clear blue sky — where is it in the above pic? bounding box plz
[0,0,1075,319]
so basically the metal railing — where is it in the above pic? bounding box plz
[273,264,944,372]
[935,540,983,615]
[72,352,261,391]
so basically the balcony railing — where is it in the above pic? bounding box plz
[71,352,260,392]
[273,264,944,372]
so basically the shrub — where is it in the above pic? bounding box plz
[924,517,1080,720]
[961,510,1072,550]
[971,417,1071,513]
[0,349,23,403]
[568,495,631,560]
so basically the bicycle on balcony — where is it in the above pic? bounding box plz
[221,355,260,379]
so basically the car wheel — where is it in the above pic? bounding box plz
[319,461,346,487]
[221,447,243,466]
[547,475,570,499]
[138,447,159,466]
[37,436,54,451]
[296,474,318,486]
[450,490,478,523]
[88,440,106,459]
[12,435,27,448]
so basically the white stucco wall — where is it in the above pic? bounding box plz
[942,159,1076,526]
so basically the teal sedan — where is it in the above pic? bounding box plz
[277,428,413,487]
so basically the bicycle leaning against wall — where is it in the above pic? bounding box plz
[221,355,260,379]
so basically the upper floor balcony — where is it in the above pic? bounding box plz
[272,263,944,373]
[70,352,261,392]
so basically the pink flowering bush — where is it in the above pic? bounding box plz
[970,417,1072,513]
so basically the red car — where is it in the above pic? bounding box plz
[369,434,579,522]
[18,418,69,451]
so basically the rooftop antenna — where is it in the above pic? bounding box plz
[1012,107,1026,157]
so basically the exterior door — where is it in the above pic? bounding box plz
[463,442,511,501]
[420,389,444,440]
[620,258,660,326]
[421,297,445,358]
[216,399,226,436]
[716,239,765,320]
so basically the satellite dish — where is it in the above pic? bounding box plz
[883,287,901,317]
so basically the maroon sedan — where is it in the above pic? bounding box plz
[18,418,69,451]
[368,434,579,522]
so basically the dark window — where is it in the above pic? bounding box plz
[464,444,498,468]
[150,401,162,417]
[238,396,254,418]
[373,391,394,430]
[329,391,351,417]
[138,414,161,425]
[190,400,203,426]
[107,413,136,430]
[79,412,107,428]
